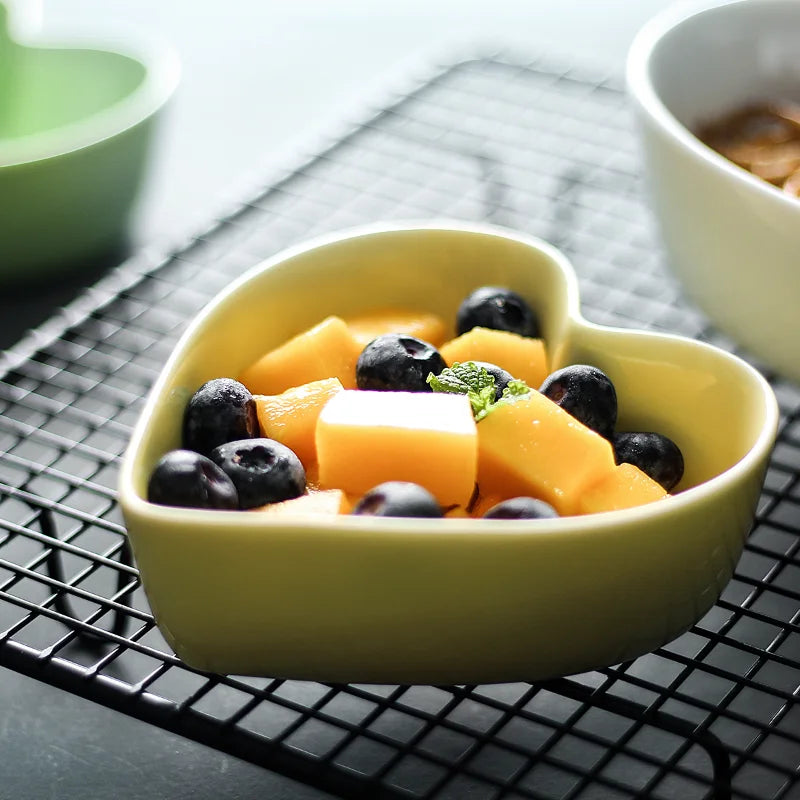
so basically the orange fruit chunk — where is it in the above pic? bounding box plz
[239,316,361,395]
[476,390,616,516]
[316,390,477,508]
[345,309,448,347]
[250,489,350,516]
[577,463,669,515]
[439,327,548,389]
[254,378,344,470]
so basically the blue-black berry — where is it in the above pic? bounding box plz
[183,378,259,458]
[210,438,305,509]
[539,364,617,440]
[483,497,559,519]
[147,449,239,509]
[356,334,446,392]
[613,431,684,491]
[352,482,443,518]
[456,286,540,338]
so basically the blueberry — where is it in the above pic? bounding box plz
[471,361,514,401]
[483,497,559,519]
[356,334,446,392]
[210,438,305,509]
[539,364,617,440]
[456,286,540,338]
[147,449,239,510]
[183,378,259,458]
[613,431,684,492]
[351,481,443,518]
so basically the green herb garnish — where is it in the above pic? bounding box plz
[502,379,531,399]
[427,361,531,421]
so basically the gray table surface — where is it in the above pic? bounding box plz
[1,2,675,797]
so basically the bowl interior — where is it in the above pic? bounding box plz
[129,225,577,500]
[126,223,772,507]
[564,322,770,491]
[647,0,800,129]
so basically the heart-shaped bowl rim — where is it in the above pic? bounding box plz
[118,221,779,684]
[0,5,180,168]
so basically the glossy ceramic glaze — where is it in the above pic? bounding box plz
[118,222,778,684]
[0,4,179,278]
[627,0,800,382]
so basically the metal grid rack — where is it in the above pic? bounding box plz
[1,54,800,800]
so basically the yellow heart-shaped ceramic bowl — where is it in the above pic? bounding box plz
[118,222,779,684]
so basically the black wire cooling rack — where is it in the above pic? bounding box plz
[2,54,800,800]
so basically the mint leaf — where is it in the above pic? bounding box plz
[428,362,531,421]
[471,384,498,421]
[501,379,531,399]
[427,361,495,395]
[427,369,470,395]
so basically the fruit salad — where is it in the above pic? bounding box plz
[146,286,683,519]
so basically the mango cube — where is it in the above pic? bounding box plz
[345,309,447,348]
[250,489,351,516]
[316,390,478,507]
[439,327,548,389]
[254,378,343,469]
[476,390,616,516]
[239,316,361,395]
[577,463,668,515]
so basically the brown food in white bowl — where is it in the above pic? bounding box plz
[697,101,800,197]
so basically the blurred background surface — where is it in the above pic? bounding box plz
[1,1,677,353]
[38,0,674,247]
[2,2,677,798]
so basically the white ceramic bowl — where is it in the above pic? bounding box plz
[627,0,800,382]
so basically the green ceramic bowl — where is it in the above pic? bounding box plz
[119,222,779,684]
[0,4,179,279]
